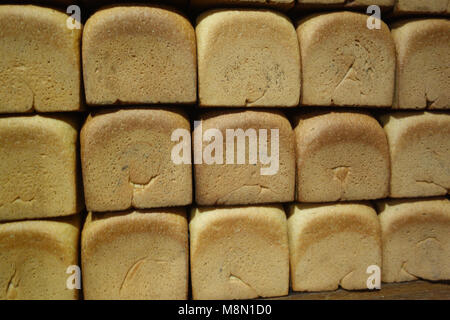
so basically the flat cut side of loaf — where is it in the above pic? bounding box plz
[0,217,79,300]
[294,111,390,202]
[0,115,81,221]
[380,112,450,198]
[288,202,381,292]
[80,108,192,212]
[394,0,450,14]
[296,11,395,107]
[190,206,289,299]
[82,209,188,300]
[194,110,295,205]
[0,5,82,113]
[376,198,450,283]
[82,6,197,105]
[392,19,450,109]
[196,9,300,107]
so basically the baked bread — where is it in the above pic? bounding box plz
[379,112,450,198]
[190,205,289,299]
[82,209,188,300]
[392,19,450,109]
[376,198,450,283]
[0,216,79,300]
[0,115,81,221]
[296,11,395,107]
[82,5,196,105]
[80,108,192,212]
[294,111,390,202]
[288,202,381,292]
[194,110,295,205]
[196,9,300,107]
[0,5,82,113]
[394,0,450,15]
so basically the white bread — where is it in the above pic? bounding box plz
[376,198,450,283]
[82,209,188,300]
[379,112,450,198]
[288,202,381,292]
[196,9,300,107]
[82,6,196,105]
[194,110,295,205]
[394,0,450,14]
[80,108,192,212]
[0,115,81,221]
[296,11,395,107]
[392,19,449,109]
[294,111,390,202]
[0,5,82,113]
[190,205,289,299]
[0,216,79,300]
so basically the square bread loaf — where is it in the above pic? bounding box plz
[196,9,300,107]
[376,198,450,283]
[0,216,80,300]
[0,115,81,221]
[82,6,196,105]
[0,5,82,113]
[380,112,450,198]
[82,209,188,300]
[294,111,390,202]
[190,205,289,299]
[80,108,192,212]
[288,202,381,292]
[394,0,450,14]
[296,11,395,107]
[392,19,449,109]
[193,110,295,205]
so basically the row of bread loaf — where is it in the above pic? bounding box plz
[1,5,449,113]
[1,109,449,222]
[1,198,449,299]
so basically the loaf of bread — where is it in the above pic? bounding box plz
[376,198,450,283]
[392,19,449,109]
[82,209,188,300]
[82,6,196,105]
[288,202,381,292]
[0,216,79,300]
[0,115,81,221]
[0,5,82,113]
[196,9,300,107]
[394,0,450,14]
[80,108,192,212]
[294,111,390,202]
[190,205,289,299]
[296,11,395,107]
[379,112,450,198]
[194,110,295,205]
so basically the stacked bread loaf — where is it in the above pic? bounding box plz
[0,1,448,300]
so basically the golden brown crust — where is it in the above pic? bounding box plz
[80,108,192,212]
[391,19,449,109]
[193,110,295,205]
[296,11,395,107]
[196,9,300,107]
[0,5,82,113]
[82,5,196,105]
